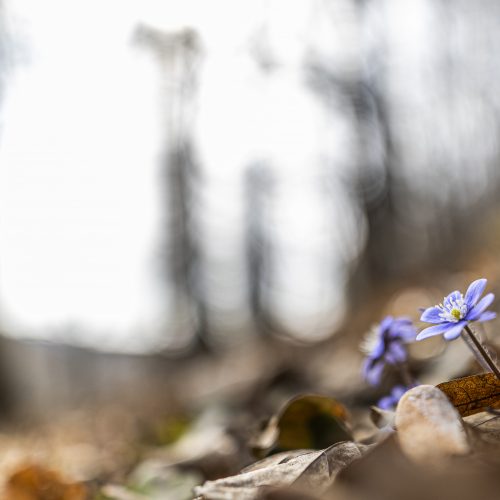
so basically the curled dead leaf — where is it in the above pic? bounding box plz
[250,394,352,458]
[194,441,366,500]
[395,385,470,463]
[369,406,395,430]
[437,372,500,417]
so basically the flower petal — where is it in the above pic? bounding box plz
[388,317,416,341]
[443,320,467,340]
[390,317,413,329]
[386,342,407,364]
[464,278,487,308]
[478,311,496,322]
[467,293,495,321]
[377,395,394,410]
[416,322,453,341]
[379,316,394,332]
[391,384,407,400]
[398,325,417,342]
[420,306,443,323]
[370,339,385,359]
[363,359,384,386]
[444,291,461,309]
[378,385,408,409]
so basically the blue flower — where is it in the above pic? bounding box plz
[417,278,496,341]
[377,384,408,410]
[362,316,416,386]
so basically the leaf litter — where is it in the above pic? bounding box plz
[2,343,500,499]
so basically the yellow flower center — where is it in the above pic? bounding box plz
[450,308,462,320]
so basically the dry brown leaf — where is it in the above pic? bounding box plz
[395,385,470,463]
[3,464,87,500]
[338,433,500,500]
[250,394,352,457]
[194,441,366,500]
[369,406,395,430]
[437,372,500,417]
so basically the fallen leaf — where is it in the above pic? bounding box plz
[369,406,395,430]
[240,450,315,474]
[4,464,87,500]
[250,395,351,457]
[437,372,500,417]
[151,415,192,446]
[101,465,202,500]
[194,441,366,500]
[338,433,500,500]
[395,385,470,463]
[100,485,146,500]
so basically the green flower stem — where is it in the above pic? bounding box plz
[462,325,500,381]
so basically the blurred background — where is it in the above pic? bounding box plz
[1,0,500,430]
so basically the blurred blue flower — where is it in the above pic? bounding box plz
[417,278,496,341]
[362,316,416,386]
[377,384,408,410]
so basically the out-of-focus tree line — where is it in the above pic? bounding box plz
[1,0,500,355]
[134,0,500,349]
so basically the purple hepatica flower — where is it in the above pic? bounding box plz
[377,385,408,410]
[417,278,496,341]
[362,316,416,386]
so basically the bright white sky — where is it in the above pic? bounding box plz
[0,0,366,352]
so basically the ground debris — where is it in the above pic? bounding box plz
[395,385,470,463]
[193,441,366,500]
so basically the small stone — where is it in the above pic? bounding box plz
[395,385,470,463]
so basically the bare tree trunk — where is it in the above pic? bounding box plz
[244,163,275,336]
[135,26,210,352]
